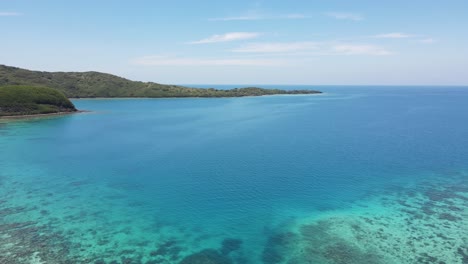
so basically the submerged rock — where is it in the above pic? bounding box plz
[262,232,299,264]
[323,241,382,264]
[179,249,232,264]
[438,213,462,222]
[220,238,243,255]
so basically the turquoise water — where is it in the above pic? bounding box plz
[1,86,467,263]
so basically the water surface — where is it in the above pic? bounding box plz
[1,86,467,263]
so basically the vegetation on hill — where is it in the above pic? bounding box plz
[0,85,77,117]
[0,65,321,98]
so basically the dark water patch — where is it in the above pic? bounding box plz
[397,199,415,208]
[97,237,110,246]
[149,239,183,260]
[0,221,37,232]
[120,249,136,255]
[323,241,383,264]
[438,213,462,222]
[135,240,150,247]
[447,205,462,212]
[424,187,468,202]
[262,232,299,264]
[421,202,436,215]
[220,238,242,255]
[457,247,468,264]
[417,253,444,264]
[145,260,165,264]
[40,209,49,215]
[424,189,453,202]
[0,206,29,216]
[121,255,141,264]
[179,249,232,264]
[446,184,468,193]
[69,180,92,187]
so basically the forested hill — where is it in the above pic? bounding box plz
[0,65,321,98]
[0,85,77,117]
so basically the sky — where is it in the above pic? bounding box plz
[1,0,468,85]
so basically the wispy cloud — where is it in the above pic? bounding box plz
[0,12,22,17]
[190,32,261,44]
[233,41,392,56]
[326,12,363,21]
[132,55,281,66]
[332,44,392,55]
[233,42,319,53]
[374,33,437,44]
[209,13,309,21]
[374,32,413,39]
[419,38,436,44]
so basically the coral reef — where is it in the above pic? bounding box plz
[0,170,466,263]
[220,238,243,255]
[179,249,232,264]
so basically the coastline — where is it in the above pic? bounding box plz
[69,92,324,100]
[0,93,322,120]
[0,110,88,120]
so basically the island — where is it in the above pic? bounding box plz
[0,65,321,117]
[0,65,321,98]
[0,85,77,117]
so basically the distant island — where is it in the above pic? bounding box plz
[0,65,321,98]
[0,85,77,117]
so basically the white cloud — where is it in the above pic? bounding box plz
[374,32,413,39]
[233,41,392,56]
[332,44,392,55]
[0,12,22,16]
[132,55,281,66]
[326,12,363,21]
[419,38,436,44]
[190,32,261,44]
[233,42,319,53]
[209,13,309,21]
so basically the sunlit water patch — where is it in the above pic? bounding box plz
[1,87,467,263]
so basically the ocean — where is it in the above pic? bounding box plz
[0,86,467,263]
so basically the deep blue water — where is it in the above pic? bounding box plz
[1,86,467,263]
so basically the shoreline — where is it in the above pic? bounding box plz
[0,110,88,120]
[0,93,323,120]
[69,92,323,100]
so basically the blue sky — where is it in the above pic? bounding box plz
[1,0,468,85]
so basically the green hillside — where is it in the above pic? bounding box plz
[0,85,77,117]
[0,65,321,98]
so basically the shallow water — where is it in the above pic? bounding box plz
[0,86,467,263]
